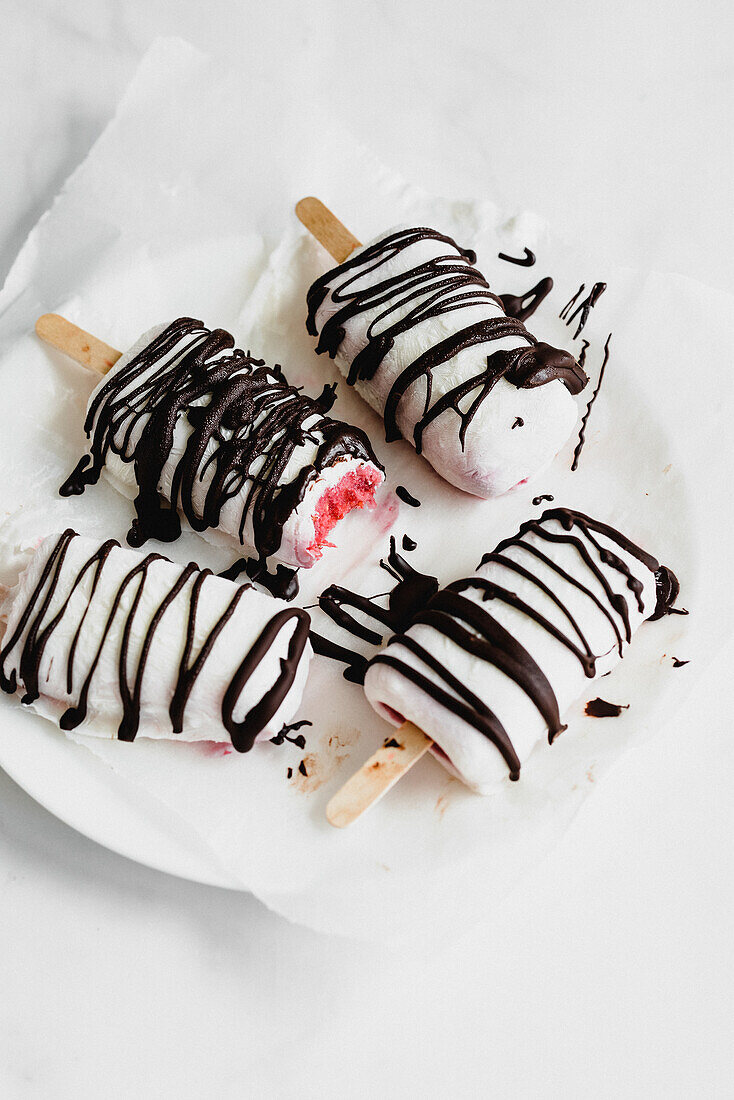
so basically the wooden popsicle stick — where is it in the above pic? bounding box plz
[295,197,362,263]
[35,313,121,375]
[297,196,439,825]
[326,721,435,828]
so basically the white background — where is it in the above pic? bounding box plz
[1,1,732,1096]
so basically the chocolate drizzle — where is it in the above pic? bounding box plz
[309,537,438,684]
[0,531,310,751]
[560,284,584,320]
[498,248,536,267]
[270,719,311,748]
[308,631,368,685]
[560,282,606,339]
[532,494,554,505]
[306,228,587,453]
[61,318,381,563]
[367,508,679,780]
[219,556,300,601]
[499,277,553,323]
[571,335,611,471]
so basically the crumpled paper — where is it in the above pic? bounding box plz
[0,37,730,939]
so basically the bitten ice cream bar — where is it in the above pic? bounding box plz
[61,317,385,568]
[0,531,311,749]
[306,226,588,497]
[363,508,679,793]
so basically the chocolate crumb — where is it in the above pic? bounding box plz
[532,494,554,506]
[287,767,293,779]
[585,697,630,718]
[384,737,402,749]
[298,760,308,777]
[672,657,690,668]
[511,416,524,429]
[401,534,417,552]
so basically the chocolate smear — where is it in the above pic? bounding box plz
[585,697,630,718]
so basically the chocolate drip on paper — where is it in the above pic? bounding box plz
[498,248,536,267]
[0,531,310,752]
[308,631,369,685]
[499,277,553,322]
[219,556,300,601]
[560,284,585,320]
[585,698,629,718]
[532,494,554,505]
[270,719,312,748]
[306,228,586,453]
[561,282,606,338]
[61,318,381,564]
[511,417,524,429]
[318,537,438,646]
[571,335,611,471]
[401,534,417,552]
[396,485,421,507]
[309,537,438,684]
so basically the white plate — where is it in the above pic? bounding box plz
[0,708,238,888]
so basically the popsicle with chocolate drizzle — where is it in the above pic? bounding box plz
[0,531,312,748]
[297,198,587,499]
[326,507,680,824]
[38,314,385,580]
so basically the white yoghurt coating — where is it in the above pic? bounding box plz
[307,226,587,497]
[0,532,312,747]
[66,319,384,568]
[363,509,677,793]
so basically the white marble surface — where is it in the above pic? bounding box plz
[1,1,732,1096]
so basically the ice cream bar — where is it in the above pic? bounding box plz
[61,318,385,568]
[363,508,679,793]
[306,227,588,497]
[0,531,311,748]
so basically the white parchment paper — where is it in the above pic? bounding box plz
[0,38,730,939]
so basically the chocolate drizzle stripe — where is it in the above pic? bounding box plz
[375,643,521,780]
[484,540,625,656]
[0,532,310,751]
[307,228,586,453]
[415,589,567,742]
[560,283,606,339]
[61,318,382,567]
[571,334,612,471]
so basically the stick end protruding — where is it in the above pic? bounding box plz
[324,722,433,829]
[295,196,362,264]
